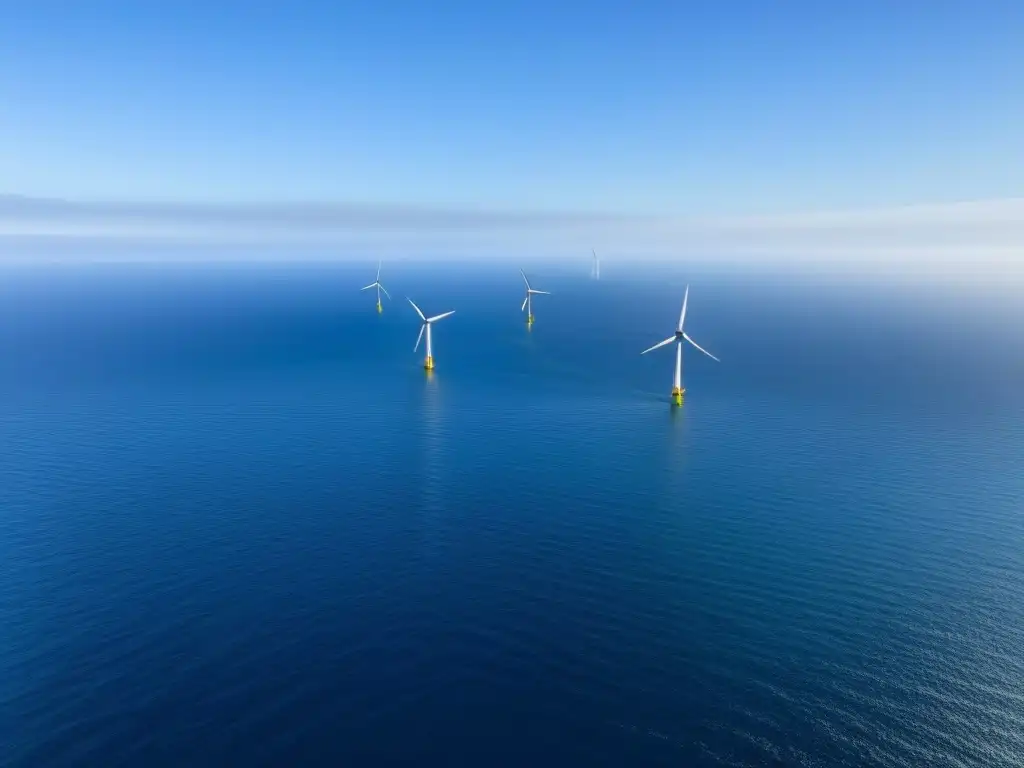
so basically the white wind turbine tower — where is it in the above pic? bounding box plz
[361,261,391,313]
[641,285,719,404]
[520,269,550,325]
[408,298,455,371]
[592,249,600,280]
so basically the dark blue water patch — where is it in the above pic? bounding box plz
[1,263,1022,767]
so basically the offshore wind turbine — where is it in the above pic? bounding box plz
[592,249,600,280]
[361,261,391,313]
[641,286,719,405]
[408,298,455,371]
[520,269,550,325]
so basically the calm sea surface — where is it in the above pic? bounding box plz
[2,262,1023,767]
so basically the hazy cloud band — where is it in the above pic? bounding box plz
[1,195,1021,282]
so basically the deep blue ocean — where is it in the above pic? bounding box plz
[2,261,1022,767]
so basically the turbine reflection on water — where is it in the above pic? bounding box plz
[418,370,444,558]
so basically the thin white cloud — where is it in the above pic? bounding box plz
[1,194,1021,284]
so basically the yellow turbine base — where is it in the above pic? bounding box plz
[376,301,383,313]
[671,386,685,405]
[424,356,434,371]
[527,314,535,324]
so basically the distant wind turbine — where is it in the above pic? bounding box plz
[592,249,600,280]
[361,261,391,313]
[408,298,455,371]
[520,269,550,325]
[641,285,719,404]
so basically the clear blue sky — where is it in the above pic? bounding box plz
[1,1,1021,214]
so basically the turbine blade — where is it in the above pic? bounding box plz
[678,285,689,333]
[521,296,528,312]
[414,324,425,352]
[426,310,455,323]
[684,333,719,362]
[529,289,550,295]
[641,336,676,355]
[520,269,531,290]
[376,261,381,282]
[361,283,376,290]
[379,283,391,300]
[407,297,426,321]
